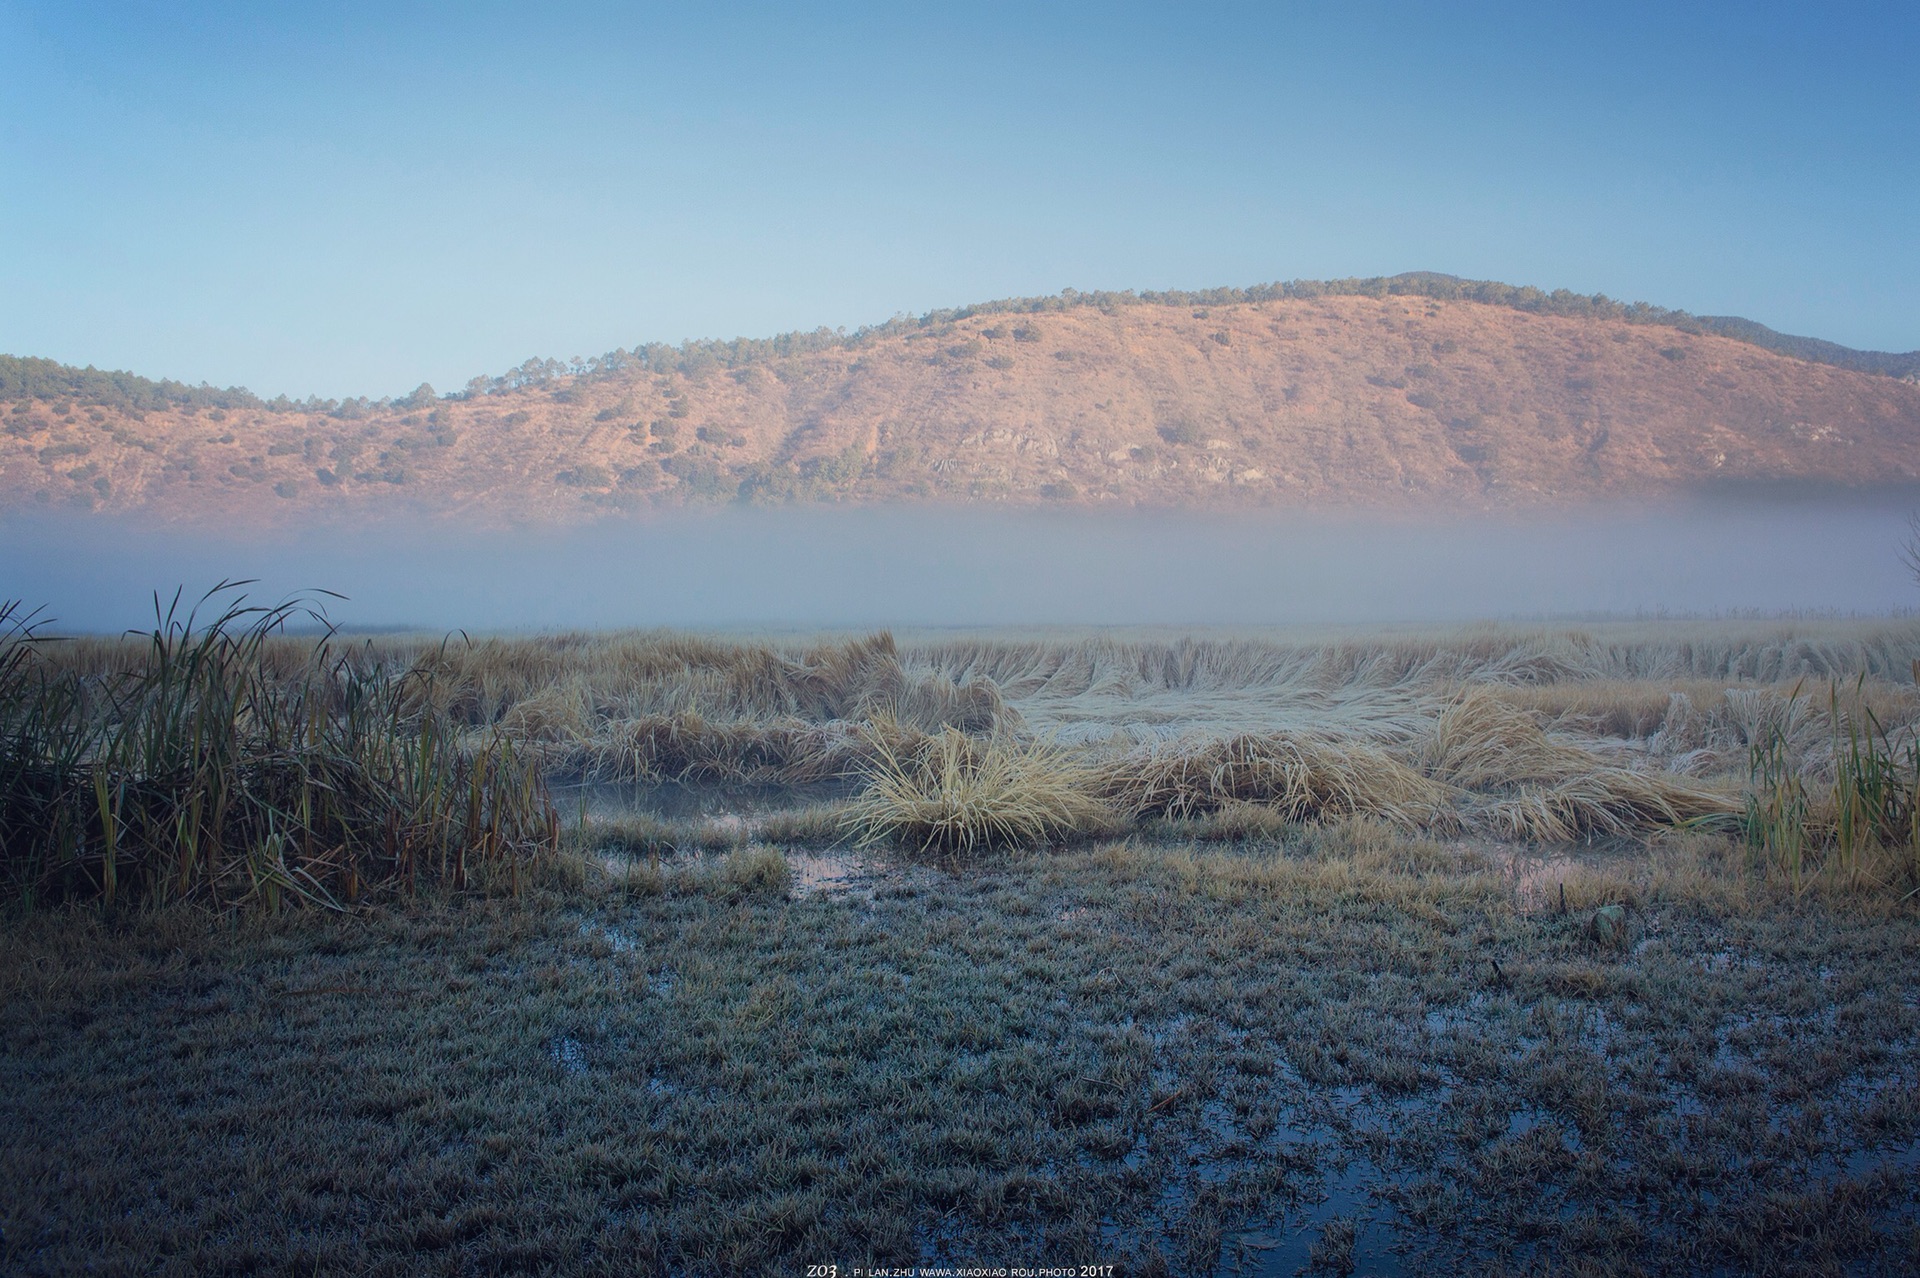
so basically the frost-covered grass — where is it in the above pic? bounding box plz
[4,825,1917,1275]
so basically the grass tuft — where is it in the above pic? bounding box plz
[706,844,791,897]
[1427,691,1741,841]
[1481,770,1742,842]
[845,728,1115,857]
[1102,731,1458,830]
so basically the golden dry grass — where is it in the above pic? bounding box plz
[844,728,1116,857]
[1098,732,1458,831]
[1419,692,1619,789]
[1421,691,1743,840]
[1478,772,1740,842]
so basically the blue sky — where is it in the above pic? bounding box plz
[2,1,1915,400]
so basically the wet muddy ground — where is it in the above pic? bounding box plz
[7,813,1915,1276]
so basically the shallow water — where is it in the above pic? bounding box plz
[1494,842,1600,911]
[783,848,872,899]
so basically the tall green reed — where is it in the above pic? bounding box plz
[0,585,558,910]
[1830,677,1920,890]
[1744,683,1809,892]
[1745,678,1920,893]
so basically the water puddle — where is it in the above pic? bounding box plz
[786,848,869,899]
[1204,1076,1409,1277]
[549,1036,588,1075]
[1219,1150,1405,1278]
[577,920,637,953]
[1478,840,1644,912]
[1498,847,1585,911]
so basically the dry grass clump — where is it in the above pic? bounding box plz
[752,803,855,847]
[1422,691,1741,840]
[1101,732,1458,831]
[619,712,876,784]
[1480,771,1741,843]
[494,677,597,741]
[1420,692,1605,789]
[705,844,792,897]
[0,592,557,910]
[1492,679,1735,741]
[845,728,1115,857]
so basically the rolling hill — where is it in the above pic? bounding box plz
[5,275,1918,523]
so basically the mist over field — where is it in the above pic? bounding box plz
[8,497,1915,633]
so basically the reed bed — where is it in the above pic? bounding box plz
[43,616,1910,745]
[912,619,1920,700]
[0,592,557,910]
[1744,678,1920,892]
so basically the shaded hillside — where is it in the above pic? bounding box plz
[5,280,1919,522]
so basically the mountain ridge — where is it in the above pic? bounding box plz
[4,276,1918,523]
[5,274,1917,415]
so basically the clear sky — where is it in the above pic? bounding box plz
[2,1,1915,400]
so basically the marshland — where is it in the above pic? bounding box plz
[3,597,1919,1275]
[11,3,1920,1274]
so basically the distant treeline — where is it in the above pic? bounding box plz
[477,272,1920,391]
[0,354,273,413]
[6,274,1917,412]
[0,353,438,418]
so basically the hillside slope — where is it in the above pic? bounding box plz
[6,286,1919,522]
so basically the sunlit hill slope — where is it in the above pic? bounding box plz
[5,276,1919,523]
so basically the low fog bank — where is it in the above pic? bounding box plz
[5,500,1917,634]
